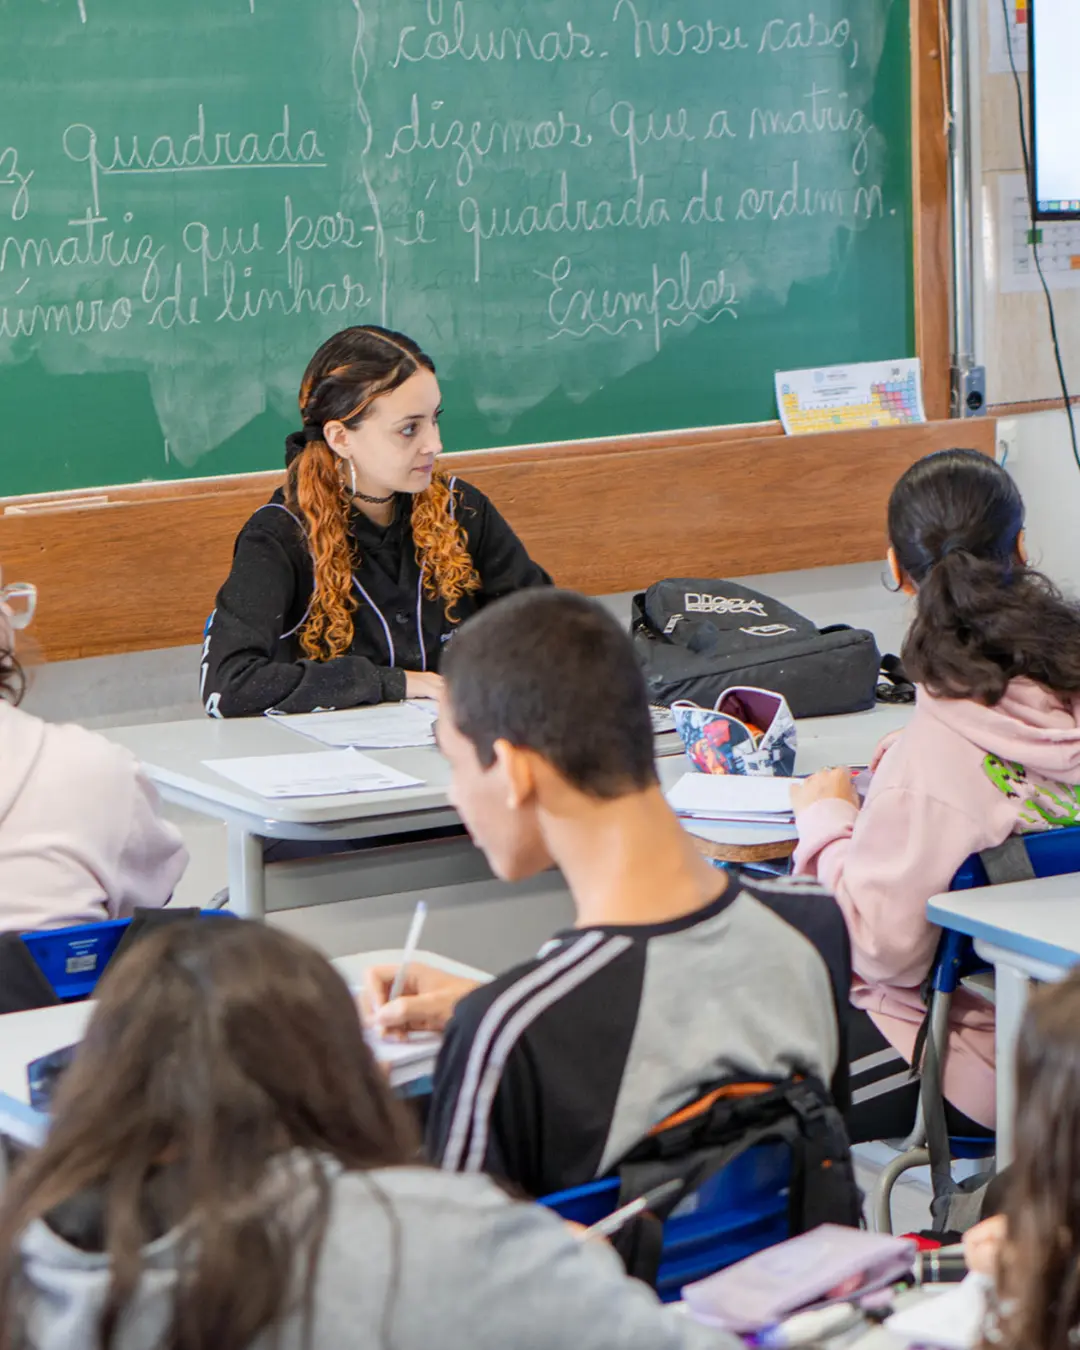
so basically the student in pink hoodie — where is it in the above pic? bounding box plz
[793,448,1080,1142]
[0,577,188,935]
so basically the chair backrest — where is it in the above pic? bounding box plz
[951,824,1080,890]
[21,909,234,1002]
[541,1142,791,1303]
[20,919,132,1001]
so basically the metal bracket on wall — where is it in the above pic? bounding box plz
[951,363,987,418]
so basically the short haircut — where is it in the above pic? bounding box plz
[442,590,657,798]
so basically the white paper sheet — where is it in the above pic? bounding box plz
[775,358,926,435]
[666,772,795,821]
[987,0,1028,75]
[272,701,437,750]
[886,1276,991,1350]
[366,1030,441,1081]
[204,748,423,799]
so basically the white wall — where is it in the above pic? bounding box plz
[1002,408,1080,591]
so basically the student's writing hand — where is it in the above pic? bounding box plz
[870,728,903,772]
[362,962,480,1037]
[962,1214,1007,1278]
[404,670,445,700]
[791,767,860,814]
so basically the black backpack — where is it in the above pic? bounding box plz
[632,578,881,718]
[609,1074,862,1288]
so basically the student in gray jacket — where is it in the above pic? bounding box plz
[0,920,731,1350]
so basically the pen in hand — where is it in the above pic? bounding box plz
[386,900,429,1007]
[584,1179,683,1239]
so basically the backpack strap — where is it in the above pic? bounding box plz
[979,836,1036,885]
[610,1077,861,1285]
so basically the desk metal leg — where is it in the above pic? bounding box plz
[994,962,1031,1169]
[227,826,266,921]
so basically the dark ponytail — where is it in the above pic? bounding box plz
[891,448,1080,705]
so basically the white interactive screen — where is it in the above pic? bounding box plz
[1032,0,1080,218]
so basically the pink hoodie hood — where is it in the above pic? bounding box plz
[920,678,1080,783]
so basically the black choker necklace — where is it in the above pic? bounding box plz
[354,489,395,505]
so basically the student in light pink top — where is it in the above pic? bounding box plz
[793,449,1080,1141]
[0,578,187,935]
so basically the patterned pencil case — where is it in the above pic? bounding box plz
[671,686,797,778]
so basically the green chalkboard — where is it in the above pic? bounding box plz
[0,0,912,496]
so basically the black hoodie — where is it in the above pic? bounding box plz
[200,435,551,717]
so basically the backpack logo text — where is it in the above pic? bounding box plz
[684,593,769,617]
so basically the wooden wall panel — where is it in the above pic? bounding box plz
[912,0,953,421]
[0,419,994,662]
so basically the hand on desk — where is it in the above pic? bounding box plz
[404,670,445,700]
[791,767,861,814]
[363,961,481,1036]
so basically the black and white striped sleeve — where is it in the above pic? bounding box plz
[425,974,545,1195]
[424,932,638,1199]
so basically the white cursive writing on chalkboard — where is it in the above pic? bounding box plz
[736,161,848,220]
[0,148,33,221]
[0,0,903,473]
[386,94,592,187]
[277,196,366,291]
[459,173,670,281]
[609,101,695,181]
[182,221,264,296]
[544,252,738,350]
[0,209,163,276]
[214,258,369,323]
[0,294,132,337]
[393,1,595,65]
[750,84,873,175]
[612,0,748,58]
[62,106,325,215]
[758,15,860,68]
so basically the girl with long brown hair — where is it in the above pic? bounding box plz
[201,326,549,718]
[963,971,1080,1350]
[0,920,727,1350]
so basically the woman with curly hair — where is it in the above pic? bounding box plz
[202,326,550,717]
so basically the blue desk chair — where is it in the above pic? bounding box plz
[542,1142,791,1304]
[873,824,1080,1232]
[21,910,233,1004]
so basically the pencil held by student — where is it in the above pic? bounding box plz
[792,448,1080,1142]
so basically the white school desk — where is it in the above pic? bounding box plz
[104,562,911,920]
[0,948,487,1110]
[927,875,1080,1166]
[106,717,465,919]
[106,699,911,921]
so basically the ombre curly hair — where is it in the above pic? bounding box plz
[286,326,480,662]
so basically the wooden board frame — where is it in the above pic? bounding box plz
[0,3,956,663]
